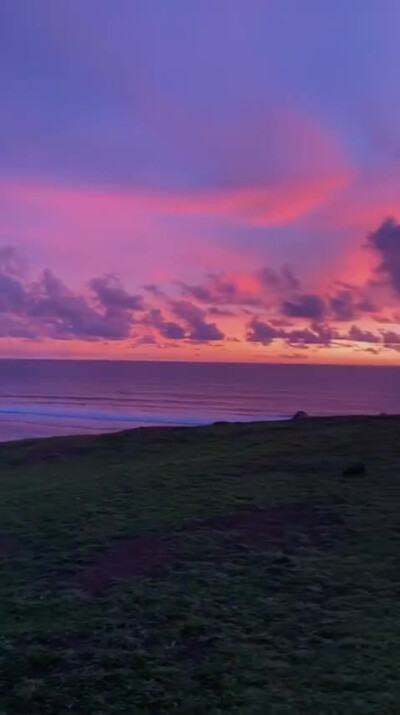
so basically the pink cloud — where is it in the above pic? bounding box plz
[154,174,350,227]
[0,168,350,298]
[2,168,350,231]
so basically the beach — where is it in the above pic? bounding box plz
[1,415,400,713]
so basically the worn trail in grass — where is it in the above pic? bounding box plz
[1,416,400,713]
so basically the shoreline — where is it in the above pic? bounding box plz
[0,411,399,447]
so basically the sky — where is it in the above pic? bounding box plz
[1,0,400,364]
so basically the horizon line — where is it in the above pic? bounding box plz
[0,357,398,369]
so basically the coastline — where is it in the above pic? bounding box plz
[0,410,398,446]
[0,411,398,446]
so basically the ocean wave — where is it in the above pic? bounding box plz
[0,405,211,426]
[0,391,271,408]
[0,404,285,428]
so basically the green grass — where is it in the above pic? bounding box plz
[0,416,400,713]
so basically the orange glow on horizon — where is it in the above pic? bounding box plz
[1,335,398,367]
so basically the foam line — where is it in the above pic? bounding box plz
[0,405,285,426]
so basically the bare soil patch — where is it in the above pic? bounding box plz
[0,535,18,559]
[74,534,174,595]
[180,503,341,550]
[74,503,340,595]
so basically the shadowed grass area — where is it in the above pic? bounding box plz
[0,416,400,713]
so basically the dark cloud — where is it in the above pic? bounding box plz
[145,309,186,340]
[0,246,227,344]
[180,244,389,331]
[285,322,335,346]
[90,274,143,310]
[172,300,224,341]
[333,275,384,313]
[0,239,397,355]
[280,285,377,324]
[30,270,135,340]
[259,265,300,292]
[143,284,166,297]
[40,269,69,301]
[282,294,327,320]
[0,273,29,312]
[30,269,132,340]
[330,290,357,321]
[368,218,400,294]
[358,299,376,312]
[179,265,300,309]
[0,253,144,341]
[348,325,380,343]
[247,314,398,352]
[246,320,281,345]
[0,313,38,339]
[247,319,335,347]
[179,275,262,307]
[382,330,400,347]
[179,282,214,303]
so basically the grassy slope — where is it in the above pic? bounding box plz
[1,416,400,714]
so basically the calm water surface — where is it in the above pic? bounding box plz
[0,360,398,441]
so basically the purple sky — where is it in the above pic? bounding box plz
[1,1,399,363]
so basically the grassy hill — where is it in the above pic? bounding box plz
[1,416,400,713]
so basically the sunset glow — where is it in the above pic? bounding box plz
[1,1,399,365]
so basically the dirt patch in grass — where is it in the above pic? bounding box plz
[74,503,340,595]
[176,635,217,665]
[45,634,94,654]
[0,535,18,559]
[74,534,174,595]
[180,503,341,551]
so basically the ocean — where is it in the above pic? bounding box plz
[0,359,398,442]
